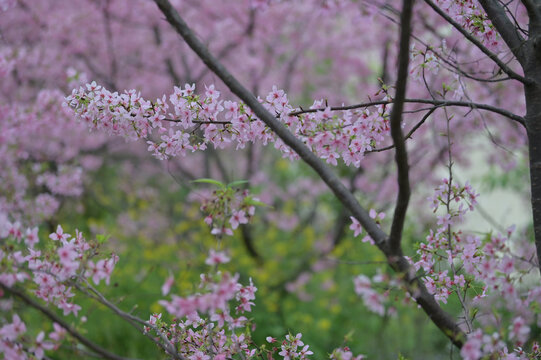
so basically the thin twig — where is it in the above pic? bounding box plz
[367,106,439,154]
[288,98,525,126]
[77,282,184,360]
[424,0,530,84]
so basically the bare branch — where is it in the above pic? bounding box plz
[368,106,439,154]
[77,282,184,360]
[288,98,526,127]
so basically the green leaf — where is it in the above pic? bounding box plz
[227,180,249,188]
[192,178,226,188]
[96,233,111,244]
[245,198,270,207]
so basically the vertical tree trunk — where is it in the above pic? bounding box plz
[525,83,541,270]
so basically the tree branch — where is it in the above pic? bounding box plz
[76,282,184,360]
[388,0,414,256]
[424,0,530,83]
[1,284,138,360]
[288,98,525,127]
[153,0,465,348]
[368,106,438,154]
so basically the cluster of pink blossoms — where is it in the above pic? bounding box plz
[347,176,541,358]
[0,315,66,360]
[146,250,274,359]
[144,249,261,359]
[65,82,392,168]
[329,346,365,360]
[353,272,397,317]
[198,184,259,237]
[435,0,501,51]
[418,179,541,359]
[1,89,105,223]
[266,333,313,360]
[0,213,118,359]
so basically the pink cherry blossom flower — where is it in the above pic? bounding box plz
[48,323,66,343]
[229,210,248,230]
[509,317,530,344]
[285,333,304,347]
[211,226,234,236]
[49,225,70,242]
[189,350,210,360]
[24,227,39,247]
[161,275,174,296]
[30,331,54,360]
[461,330,483,360]
[205,249,231,266]
[349,217,363,237]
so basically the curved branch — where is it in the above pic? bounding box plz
[1,284,138,360]
[423,0,530,84]
[288,98,525,127]
[154,0,465,348]
[388,0,414,256]
[76,282,183,360]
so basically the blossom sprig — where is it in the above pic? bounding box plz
[330,346,365,360]
[353,273,397,317]
[194,178,264,236]
[434,0,501,51]
[414,179,541,358]
[349,178,541,358]
[349,208,386,245]
[263,332,313,360]
[149,257,259,359]
[0,315,66,360]
[1,220,118,315]
[65,82,393,168]
[0,214,118,359]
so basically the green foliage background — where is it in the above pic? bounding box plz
[19,154,497,360]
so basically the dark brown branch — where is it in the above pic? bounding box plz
[102,5,118,89]
[424,0,530,83]
[153,25,182,85]
[240,224,263,264]
[192,8,257,84]
[163,118,233,125]
[288,98,525,126]
[153,0,465,347]
[1,284,138,360]
[368,106,438,153]
[388,0,414,256]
